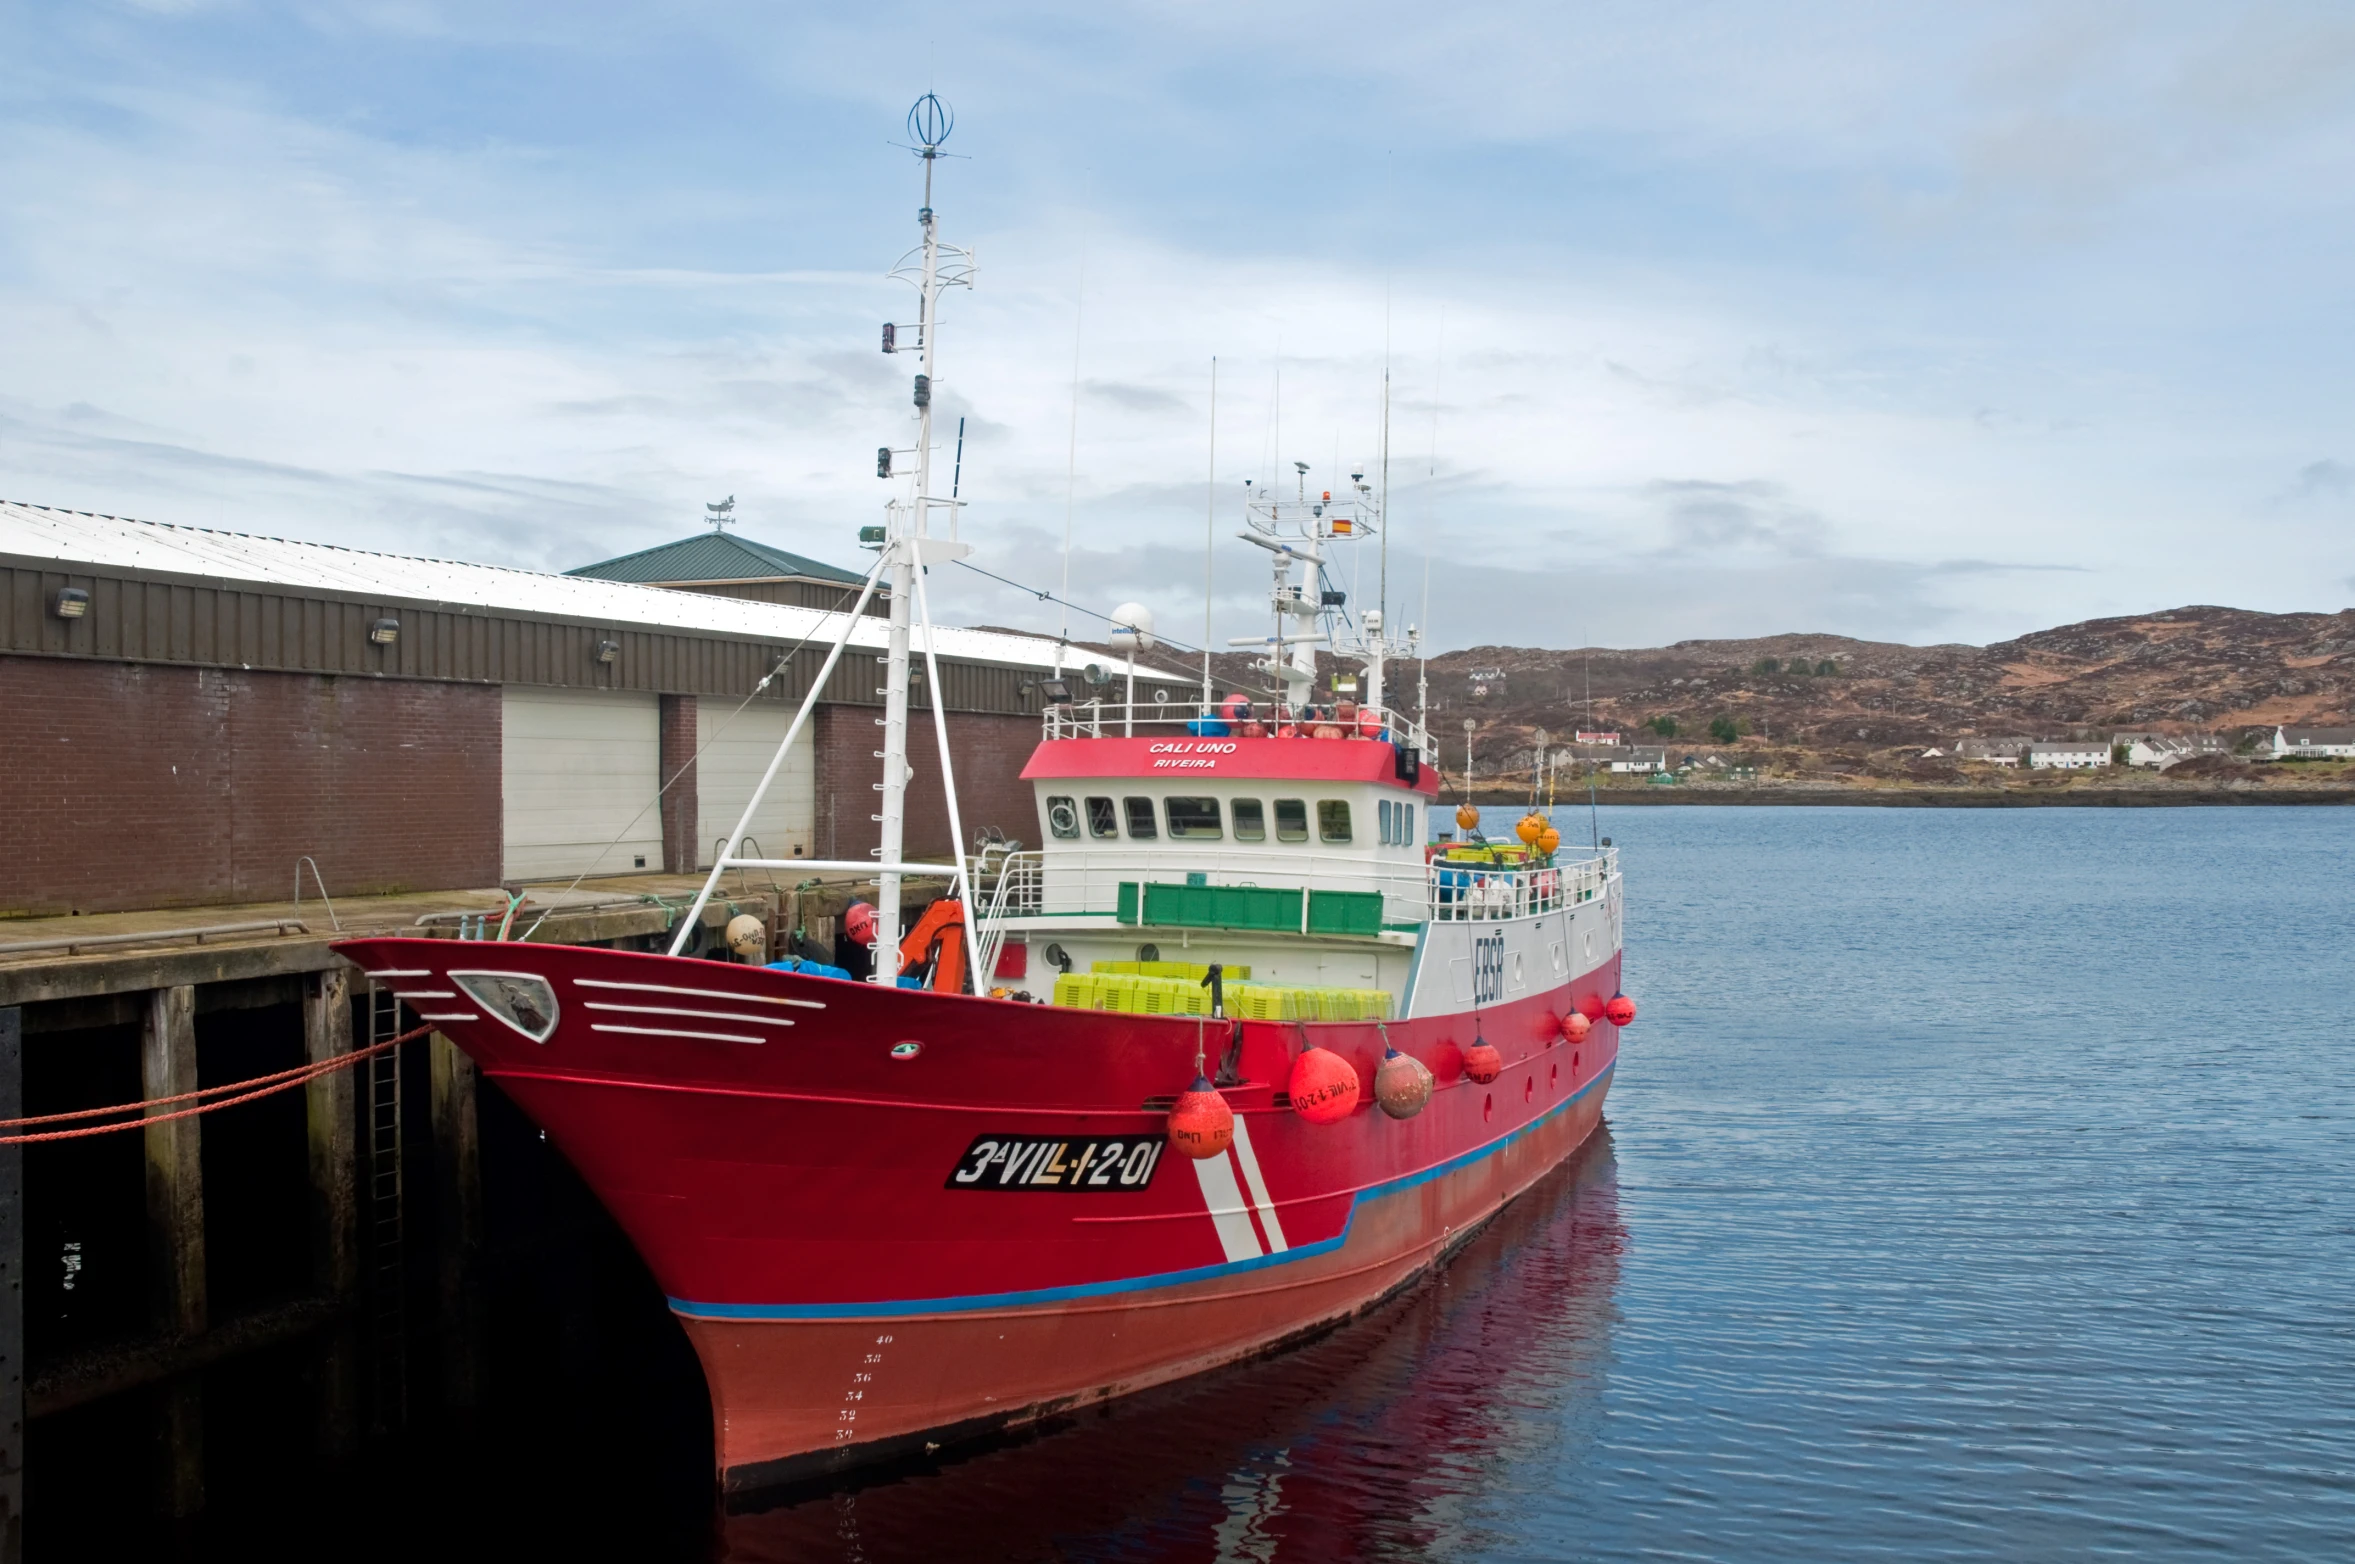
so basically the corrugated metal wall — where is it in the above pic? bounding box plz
[0,562,1048,716]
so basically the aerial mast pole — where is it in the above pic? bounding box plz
[874,94,973,982]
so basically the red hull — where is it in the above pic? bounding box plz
[334,936,1621,1490]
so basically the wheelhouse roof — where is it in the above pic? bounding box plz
[1022,735,1440,794]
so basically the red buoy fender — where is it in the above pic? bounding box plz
[1289,1046,1360,1123]
[1605,993,1637,1027]
[1167,1075,1235,1159]
[1560,1010,1591,1045]
[1462,1041,1503,1085]
[1373,1049,1434,1120]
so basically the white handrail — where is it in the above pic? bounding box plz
[1039,699,1432,758]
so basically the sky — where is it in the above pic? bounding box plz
[2,2,2351,654]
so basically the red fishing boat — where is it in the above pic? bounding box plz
[335,96,1628,1499]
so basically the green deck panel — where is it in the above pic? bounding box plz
[1306,888,1385,937]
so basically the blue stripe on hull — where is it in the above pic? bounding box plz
[668,1060,1615,1322]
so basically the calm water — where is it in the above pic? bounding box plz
[98,805,2355,1560]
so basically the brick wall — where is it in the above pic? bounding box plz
[0,657,502,915]
[812,707,1040,863]
[658,693,698,873]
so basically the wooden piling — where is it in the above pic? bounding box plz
[0,1006,23,1564]
[429,1033,483,1417]
[303,969,359,1462]
[140,985,204,1517]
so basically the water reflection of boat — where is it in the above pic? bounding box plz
[719,1130,1625,1563]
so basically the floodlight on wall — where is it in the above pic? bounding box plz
[1038,678,1073,702]
[52,587,89,619]
[594,639,620,664]
[368,618,400,646]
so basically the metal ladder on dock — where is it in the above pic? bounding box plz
[363,981,407,1430]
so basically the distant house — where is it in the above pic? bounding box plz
[2115,732,2228,770]
[1957,737,2034,767]
[2269,726,2355,760]
[2026,741,2108,770]
[1918,746,1948,759]
[1574,729,1622,746]
[1610,746,1667,773]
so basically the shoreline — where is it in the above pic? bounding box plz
[1466,787,2355,808]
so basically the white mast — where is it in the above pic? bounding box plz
[875,94,975,981]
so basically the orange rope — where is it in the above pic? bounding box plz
[0,1023,437,1145]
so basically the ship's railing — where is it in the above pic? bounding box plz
[1427,848,1616,922]
[972,851,1045,982]
[1040,700,1432,760]
[974,846,1429,939]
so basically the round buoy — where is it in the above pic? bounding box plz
[725,913,767,959]
[1454,802,1479,831]
[1167,1075,1235,1159]
[1560,1009,1591,1045]
[1374,1049,1433,1120]
[1516,813,1544,845]
[1537,825,1561,854]
[1462,1040,1503,1084]
[1289,1046,1361,1123]
[844,901,877,945]
[1605,993,1637,1026]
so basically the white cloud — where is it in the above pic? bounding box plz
[3,0,2352,651]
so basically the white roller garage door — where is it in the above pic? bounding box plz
[502,687,662,881]
[696,701,815,868]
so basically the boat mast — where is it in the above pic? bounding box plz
[876,95,974,981]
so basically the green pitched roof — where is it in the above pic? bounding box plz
[567,531,868,587]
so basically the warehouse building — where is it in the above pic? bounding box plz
[1,501,1185,916]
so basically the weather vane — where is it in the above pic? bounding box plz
[706,495,736,531]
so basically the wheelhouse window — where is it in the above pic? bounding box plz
[1273,798,1309,843]
[1046,796,1081,840]
[1165,796,1222,839]
[1318,800,1353,844]
[1378,799,1395,844]
[1232,798,1266,841]
[1086,796,1118,839]
[1124,797,1159,839]
[1402,801,1417,845]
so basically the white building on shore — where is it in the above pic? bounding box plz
[2025,741,2109,770]
[2268,726,2355,759]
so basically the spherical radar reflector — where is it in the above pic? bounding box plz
[908,93,954,150]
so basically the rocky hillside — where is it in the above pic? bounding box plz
[1028,604,2355,771]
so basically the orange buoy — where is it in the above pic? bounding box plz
[1462,1039,1503,1084]
[1289,1046,1361,1123]
[1374,1049,1434,1120]
[1312,722,1345,740]
[1537,825,1561,853]
[1516,813,1544,845]
[1454,802,1479,831]
[1605,993,1637,1026]
[1167,1074,1235,1159]
[1559,1009,1591,1045]
[1357,706,1382,737]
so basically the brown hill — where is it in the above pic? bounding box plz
[1001,604,2355,770]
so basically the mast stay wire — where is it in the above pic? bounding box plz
[515,599,857,943]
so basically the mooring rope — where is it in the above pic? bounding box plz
[0,1022,436,1145]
